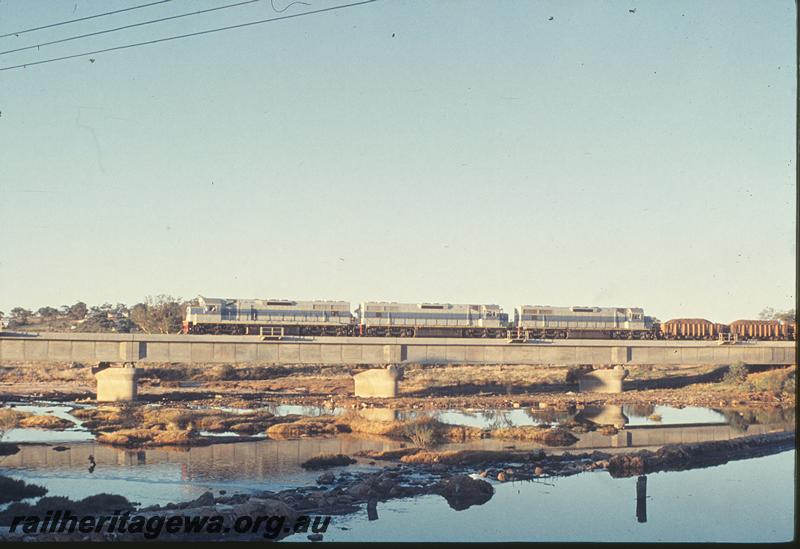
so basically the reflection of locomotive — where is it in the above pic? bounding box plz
[182,296,796,341]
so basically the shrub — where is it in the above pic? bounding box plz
[300,454,356,470]
[207,364,236,381]
[405,421,435,448]
[723,361,748,385]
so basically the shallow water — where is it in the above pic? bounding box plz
[1,404,94,443]
[0,435,402,507]
[318,450,796,543]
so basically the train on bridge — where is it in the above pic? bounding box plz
[182,297,796,341]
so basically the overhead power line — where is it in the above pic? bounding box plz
[0,0,176,39]
[0,0,263,57]
[0,0,378,72]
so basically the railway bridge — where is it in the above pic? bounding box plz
[0,332,795,400]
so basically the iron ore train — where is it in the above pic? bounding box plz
[182,297,796,341]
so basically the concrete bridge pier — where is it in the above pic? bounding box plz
[93,362,141,402]
[353,365,403,398]
[578,365,628,394]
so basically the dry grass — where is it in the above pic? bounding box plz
[97,427,198,447]
[74,405,280,434]
[400,449,525,465]
[0,363,92,385]
[399,364,568,393]
[341,413,483,446]
[357,448,422,460]
[265,416,346,438]
[18,415,74,430]
[741,367,795,394]
[489,426,578,446]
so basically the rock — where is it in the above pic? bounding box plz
[496,471,507,482]
[230,497,297,531]
[347,481,375,499]
[308,533,323,542]
[478,470,488,477]
[608,454,647,477]
[185,491,215,508]
[435,475,494,511]
[534,466,544,476]
[317,472,336,485]
[52,446,70,452]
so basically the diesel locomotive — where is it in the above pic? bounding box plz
[182,296,796,341]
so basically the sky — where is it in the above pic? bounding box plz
[0,0,795,323]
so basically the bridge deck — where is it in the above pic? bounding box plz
[0,332,794,365]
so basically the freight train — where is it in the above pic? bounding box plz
[183,296,796,341]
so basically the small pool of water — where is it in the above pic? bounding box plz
[623,405,727,426]
[1,404,94,443]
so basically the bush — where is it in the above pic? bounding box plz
[300,454,356,470]
[208,364,236,381]
[405,421,436,448]
[723,361,748,384]
[565,366,592,384]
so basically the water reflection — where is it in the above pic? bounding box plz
[322,451,795,543]
[636,475,647,523]
[575,405,629,428]
[1,435,403,507]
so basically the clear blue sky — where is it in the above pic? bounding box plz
[0,0,795,323]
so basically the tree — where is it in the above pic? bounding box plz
[775,309,796,322]
[130,295,185,334]
[37,306,59,319]
[758,307,796,322]
[68,302,87,320]
[10,307,31,323]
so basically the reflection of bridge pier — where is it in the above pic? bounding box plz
[636,475,647,523]
[575,405,629,429]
